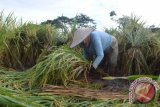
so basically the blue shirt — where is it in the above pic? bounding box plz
[84,31,112,69]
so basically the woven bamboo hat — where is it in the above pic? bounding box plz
[70,28,94,48]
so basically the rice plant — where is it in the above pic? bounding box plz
[115,15,151,75]
[0,11,69,71]
[2,22,60,70]
[26,46,89,88]
[105,15,160,75]
[0,85,159,107]
[0,85,122,107]
[147,30,160,74]
[0,11,18,65]
[0,86,44,107]
[0,46,89,89]
[0,11,160,107]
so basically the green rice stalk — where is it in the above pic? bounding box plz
[0,86,44,107]
[102,75,159,81]
[0,75,159,107]
[26,46,89,88]
[118,15,151,75]
[0,46,89,89]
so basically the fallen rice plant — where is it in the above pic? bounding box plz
[0,85,159,107]
[0,46,89,89]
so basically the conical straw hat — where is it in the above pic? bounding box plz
[70,28,94,48]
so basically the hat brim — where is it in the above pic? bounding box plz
[70,28,94,48]
[70,35,87,48]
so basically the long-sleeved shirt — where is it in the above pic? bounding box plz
[83,31,112,69]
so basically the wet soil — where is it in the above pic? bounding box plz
[88,72,131,93]
[91,79,130,93]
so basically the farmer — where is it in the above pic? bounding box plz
[70,28,118,76]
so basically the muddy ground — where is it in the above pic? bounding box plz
[88,72,131,93]
[89,78,130,93]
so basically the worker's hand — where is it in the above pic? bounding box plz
[90,65,96,73]
[89,61,96,73]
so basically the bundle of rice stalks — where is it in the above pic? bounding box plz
[0,46,89,89]
[27,46,89,88]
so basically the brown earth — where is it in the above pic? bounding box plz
[43,80,129,101]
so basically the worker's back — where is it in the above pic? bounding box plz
[90,31,112,51]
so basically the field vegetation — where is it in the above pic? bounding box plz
[0,11,159,107]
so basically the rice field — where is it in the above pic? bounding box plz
[0,11,159,107]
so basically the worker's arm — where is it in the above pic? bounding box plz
[91,34,104,69]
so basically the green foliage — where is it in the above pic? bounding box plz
[147,31,160,73]
[103,75,159,81]
[0,11,71,71]
[2,23,61,70]
[106,15,160,75]
[0,11,160,107]
[27,46,89,88]
[0,86,43,107]
[0,47,89,88]
[0,85,122,107]
[0,11,18,65]
[0,85,159,107]
[73,14,96,28]
[42,15,71,34]
[41,14,96,34]
[109,15,152,75]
